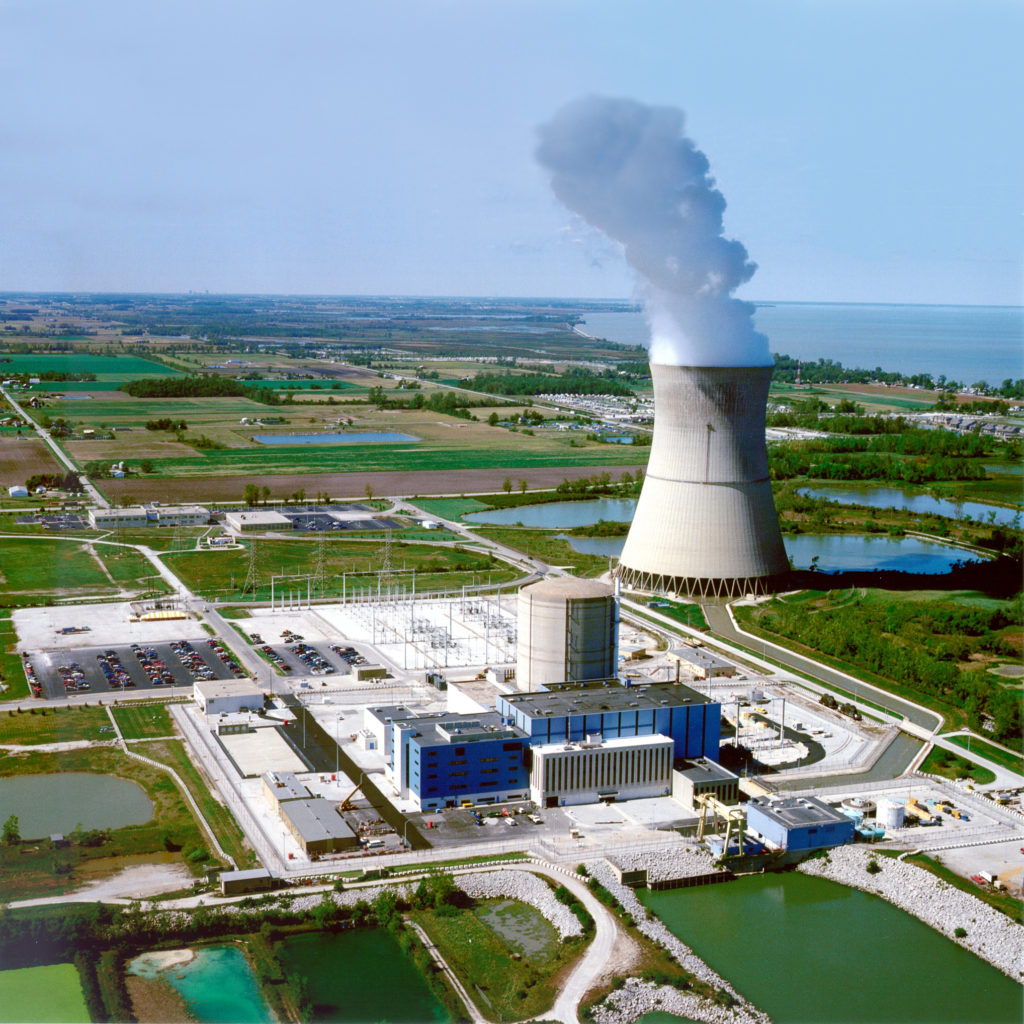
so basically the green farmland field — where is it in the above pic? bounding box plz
[0,963,89,1023]
[140,442,643,479]
[2,354,180,382]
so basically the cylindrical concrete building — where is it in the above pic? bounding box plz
[517,576,617,691]
[617,364,789,598]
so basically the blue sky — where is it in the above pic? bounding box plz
[1,0,1021,304]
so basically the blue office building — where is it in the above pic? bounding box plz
[366,707,530,811]
[496,680,720,761]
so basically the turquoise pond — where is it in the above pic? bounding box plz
[128,946,272,1023]
[253,431,419,445]
[464,497,637,527]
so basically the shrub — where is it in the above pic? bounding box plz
[954,926,967,938]
[866,859,881,874]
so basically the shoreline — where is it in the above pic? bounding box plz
[125,949,197,1024]
[798,845,1023,980]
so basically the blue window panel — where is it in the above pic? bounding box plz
[549,718,566,741]
[654,708,672,737]
[638,709,654,731]
[620,710,637,734]
[568,715,585,741]
[585,714,603,735]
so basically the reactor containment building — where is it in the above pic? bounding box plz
[617,363,789,599]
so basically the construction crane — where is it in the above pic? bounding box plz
[338,783,363,812]
[695,792,748,856]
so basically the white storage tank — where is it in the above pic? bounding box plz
[877,797,905,830]
[517,576,617,691]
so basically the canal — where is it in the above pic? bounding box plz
[639,872,1022,1024]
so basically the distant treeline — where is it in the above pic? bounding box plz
[119,375,280,405]
[367,385,478,418]
[470,368,634,398]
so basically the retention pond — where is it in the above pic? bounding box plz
[0,773,153,839]
[640,872,1022,1024]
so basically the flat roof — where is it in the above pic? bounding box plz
[668,647,731,670]
[93,505,148,516]
[748,795,850,829]
[532,733,674,755]
[501,681,714,719]
[280,798,357,843]
[263,771,309,801]
[677,758,738,783]
[224,510,292,526]
[221,868,273,881]
[195,679,261,699]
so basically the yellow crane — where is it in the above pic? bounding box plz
[695,793,748,856]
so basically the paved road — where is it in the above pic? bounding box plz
[1,386,109,508]
[772,732,925,792]
[701,602,942,732]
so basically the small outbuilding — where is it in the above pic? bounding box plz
[194,678,263,715]
[7,485,28,498]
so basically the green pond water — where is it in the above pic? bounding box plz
[277,928,449,1024]
[0,772,153,839]
[128,946,272,1023]
[640,873,1023,1024]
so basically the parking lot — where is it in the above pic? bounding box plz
[26,639,245,699]
[257,640,368,678]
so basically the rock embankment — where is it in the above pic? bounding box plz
[607,846,726,883]
[453,869,584,938]
[585,860,771,1024]
[799,846,1023,980]
[590,978,764,1024]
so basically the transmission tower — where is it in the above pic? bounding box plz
[314,532,327,598]
[242,540,260,596]
[379,529,394,592]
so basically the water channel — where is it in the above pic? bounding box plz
[128,946,271,1023]
[0,773,153,839]
[277,929,449,1024]
[463,497,636,528]
[799,486,1022,526]
[640,872,1022,1024]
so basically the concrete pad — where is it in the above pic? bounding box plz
[14,602,208,651]
[240,609,336,643]
[220,726,306,776]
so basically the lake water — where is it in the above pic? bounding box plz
[639,873,1022,1024]
[253,432,419,445]
[129,946,271,1023]
[799,486,1022,526]
[0,773,153,839]
[464,497,637,528]
[277,929,448,1024]
[557,531,984,573]
[580,304,1023,384]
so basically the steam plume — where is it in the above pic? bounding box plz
[536,96,769,367]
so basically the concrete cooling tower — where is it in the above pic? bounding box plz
[617,364,789,599]
[517,576,618,691]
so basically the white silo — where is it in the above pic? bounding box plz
[517,576,618,692]
[877,798,905,830]
[617,363,789,598]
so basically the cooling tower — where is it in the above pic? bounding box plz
[517,576,618,692]
[617,364,789,599]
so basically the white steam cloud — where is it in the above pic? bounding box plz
[536,96,770,367]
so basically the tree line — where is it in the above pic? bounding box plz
[119,375,281,406]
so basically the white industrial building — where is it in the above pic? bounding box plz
[89,506,151,529]
[194,678,263,715]
[88,504,208,529]
[224,510,293,532]
[616,364,789,598]
[528,733,674,808]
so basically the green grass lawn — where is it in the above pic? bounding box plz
[410,497,490,520]
[919,746,996,784]
[111,703,175,739]
[0,537,116,599]
[143,739,257,868]
[412,898,578,1021]
[5,353,179,382]
[0,611,28,700]
[946,734,1023,776]
[0,705,113,745]
[165,536,514,600]
[471,526,607,576]
[0,963,89,1023]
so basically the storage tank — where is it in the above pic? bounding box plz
[517,576,617,691]
[877,798,905,830]
[616,364,789,598]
